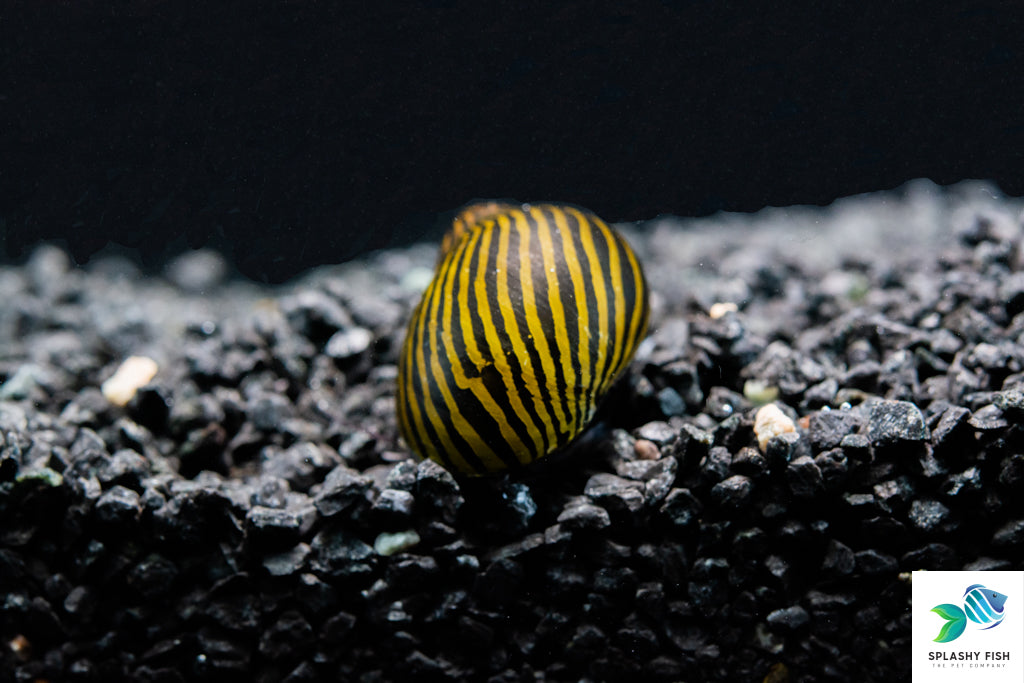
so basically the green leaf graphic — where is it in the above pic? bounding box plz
[931,604,967,643]
[930,604,961,621]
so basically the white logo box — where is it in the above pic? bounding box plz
[912,570,1024,683]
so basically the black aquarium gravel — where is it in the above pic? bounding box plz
[2,180,1024,682]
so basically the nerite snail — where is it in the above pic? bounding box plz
[396,202,650,475]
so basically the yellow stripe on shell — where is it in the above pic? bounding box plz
[443,225,529,471]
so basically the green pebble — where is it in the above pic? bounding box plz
[15,467,63,487]
[744,380,779,406]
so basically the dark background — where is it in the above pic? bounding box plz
[3,0,1023,282]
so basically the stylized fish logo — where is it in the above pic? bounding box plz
[931,584,1007,643]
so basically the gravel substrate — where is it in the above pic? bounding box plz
[2,180,1024,682]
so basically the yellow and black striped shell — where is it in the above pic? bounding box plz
[396,202,650,475]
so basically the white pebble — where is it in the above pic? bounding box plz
[101,356,159,406]
[709,302,739,319]
[374,530,421,556]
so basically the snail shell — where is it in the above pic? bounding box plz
[396,202,650,475]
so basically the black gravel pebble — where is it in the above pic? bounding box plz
[821,539,856,577]
[94,485,143,527]
[807,409,864,452]
[992,519,1024,548]
[659,488,703,530]
[765,605,810,631]
[557,498,612,531]
[312,465,372,518]
[786,456,824,499]
[906,499,951,533]
[710,474,753,510]
[584,473,646,517]
[866,399,929,446]
[1,186,1022,682]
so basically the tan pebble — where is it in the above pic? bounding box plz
[633,439,660,460]
[7,634,32,661]
[101,356,159,406]
[763,662,789,683]
[708,302,739,319]
[754,403,797,452]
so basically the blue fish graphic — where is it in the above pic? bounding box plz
[931,584,1007,643]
